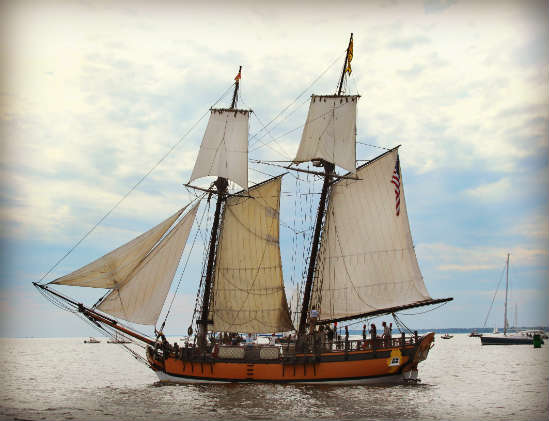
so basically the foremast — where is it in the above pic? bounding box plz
[197,67,241,351]
[297,34,354,338]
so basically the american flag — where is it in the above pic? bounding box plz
[391,155,401,216]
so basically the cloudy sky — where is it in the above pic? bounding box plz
[1,0,548,337]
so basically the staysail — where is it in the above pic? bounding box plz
[209,176,294,333]
[293,95,359,173]
[189,108,250,190]
[51,204,199,325]
[311,149,433,321]
[51,207,188,289]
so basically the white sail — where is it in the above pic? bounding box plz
[189,108,249,190]
[312,149,432,321]
[97,203,199,325]
[209,177,294,333]
[293,95,359,173]
[51,207,188,289]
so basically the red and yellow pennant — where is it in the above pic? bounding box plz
[346,38,354,75]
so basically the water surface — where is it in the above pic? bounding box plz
[1,334,548,420]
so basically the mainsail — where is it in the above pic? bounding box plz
[209,176,294,333]
[189,108,250,190]
[311,149,432,321]
[293,95,359,173]
[51,204,199,325]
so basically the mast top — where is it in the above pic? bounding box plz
[231,65,242,109]
[337,33,354,96]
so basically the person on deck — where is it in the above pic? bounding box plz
[362,324,367,341]
[382,321,391,347]
[327,324,334,350]
[344,325,349,350]
[369,323,377,348]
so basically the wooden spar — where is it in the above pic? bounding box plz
[33,283,155,346]
[231,65,242,109]
[282,164,358,180]
[251,160,360,180]
[316,297,454,325]
[197,176,227,350]
[297,161,334,337]
[337,33,353,96]
[183,183,251,198]
[197,66,241,351]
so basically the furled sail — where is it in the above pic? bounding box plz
[51,207,189,289]
[312,149,432,321]
[189,108,249,190]
[293,95,359,173]
[209,176,294,333]
[96,203,199,325]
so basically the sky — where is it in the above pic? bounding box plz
[1,0,548,338]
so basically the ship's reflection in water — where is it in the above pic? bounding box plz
[1,335,548,421]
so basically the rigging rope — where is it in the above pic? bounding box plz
[248,52,344,149]
[158,194,207,331]
[482,260,508,328]
[36,82,236,285]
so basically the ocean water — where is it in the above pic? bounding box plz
[1,334,548,421]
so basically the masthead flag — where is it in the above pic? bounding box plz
[391,155,401,216]
[345,38,353,75]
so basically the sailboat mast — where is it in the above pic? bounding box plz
[298,161,335,337]
[298,36,353,337]
[504,253,510,335]
[197,67,241,350]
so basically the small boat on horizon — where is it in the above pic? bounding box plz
[441,334,453,339]
[84,337,100,344]
[469,329,482,337]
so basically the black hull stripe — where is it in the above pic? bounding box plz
[153,368,403,383]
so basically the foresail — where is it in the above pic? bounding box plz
[312,149,432,321]
[96,203,199,325]
[209,176,294,333]
[50,207,187,288]
[293,95,359,173]
[189,109,249,190]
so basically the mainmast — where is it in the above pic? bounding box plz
[504,253,510,336]
[297,34,353,338]
[197,67,242,350]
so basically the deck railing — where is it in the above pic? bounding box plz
[152,331,422,361]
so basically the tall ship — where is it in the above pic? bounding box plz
[35,34,452,384]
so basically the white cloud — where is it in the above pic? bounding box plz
[418,242,548,271]
[465,178,512,202]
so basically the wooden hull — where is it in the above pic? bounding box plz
[147,333,435,384]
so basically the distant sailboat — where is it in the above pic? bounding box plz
[481,254,538,345]
[34,34,453,383]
